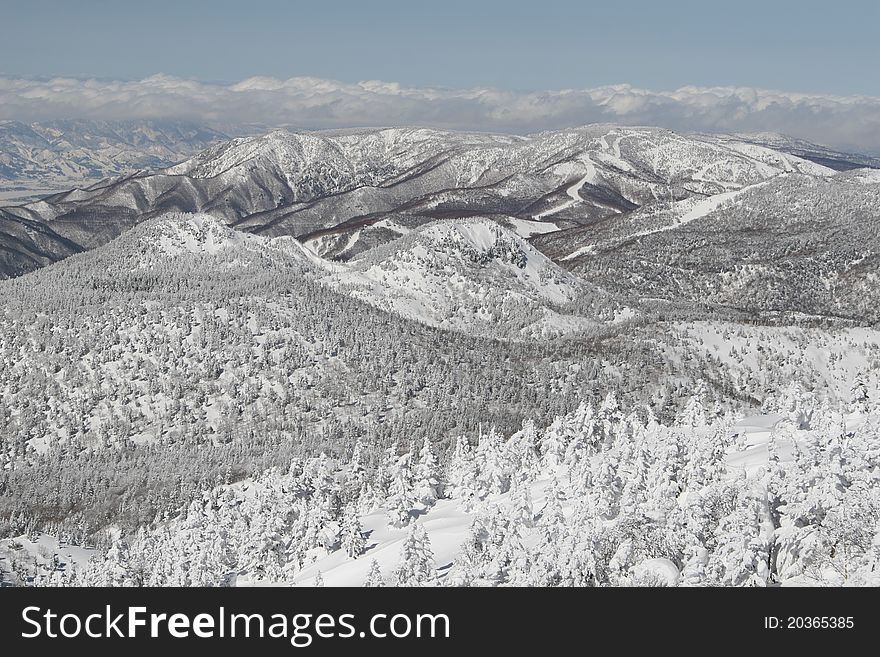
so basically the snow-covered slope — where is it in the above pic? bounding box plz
[323,218,627,339]
[10,211,616,341]
[536,169,880,322]
[142,213,252,258]
[73,212,317,276]
[668,322,880,407]
[266,125,835,258]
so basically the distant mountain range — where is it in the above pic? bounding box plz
[730,132,880,171]
[1,123,878,326]
[0,119,246,204]
[2,119,875,190]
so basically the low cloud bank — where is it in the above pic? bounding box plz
[2,74,879,153]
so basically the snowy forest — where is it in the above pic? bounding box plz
[1,125,879,588]
[5,384,879,587]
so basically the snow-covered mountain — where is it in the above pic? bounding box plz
[96,212,318,275]
[0,119,232,194]
[19,211,620,340]
[230,125,833,255]
[730,132,880,171]
[324,218,629,339]
[0,125,840,279]
[535,168,880,322]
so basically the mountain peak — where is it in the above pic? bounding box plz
[324,218,627,339]
[138,213,245,258]
[419,219,529,269]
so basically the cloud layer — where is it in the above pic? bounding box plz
[2,75,879,154]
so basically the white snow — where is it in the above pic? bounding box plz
[503,217,561,238]
[277,413,849,587]
[673,322,880,405]
[534,156,597,219]
[726,414,792,477]
[290,502,473,587]
[561,244,596,261]
[0,534,96,585]
[632,558,680,586]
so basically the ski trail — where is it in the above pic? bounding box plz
[533,156,596,219]
[561,244,595,261]
[562,180,771,261]
[626,180,772,241]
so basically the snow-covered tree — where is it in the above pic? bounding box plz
[476,426,510,496]
[446,435,480,509]
[391,524,435,586]
[341,509,366,559]
[363,559,384,587]
[386,453,415,528]
[414,437,442,506]
[850,374,870,414]
[539,417,567,469]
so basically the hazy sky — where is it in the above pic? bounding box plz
[4,0,878,95]
[2,1,879,152]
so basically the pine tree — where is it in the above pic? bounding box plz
[363,559,384,587]
[509,475,535,529]
[707,496,771,587]
[849,374,870,414]
[539,478,566,541]
[102,537,134,587]
[680,546,710,586]
[447,435,480,509]
[477,426,509,496]
[391,524,435,586]
[386,453,415,528]
[447,526,482,586]
[678,379,709,428]
[414,436,442,506]
[591,451,623,520]
[508,419,541,480]
[346,438,367,498]
[539,417,567,469]
[341,509,366,559]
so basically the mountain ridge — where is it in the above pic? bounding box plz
[0,124,844,281]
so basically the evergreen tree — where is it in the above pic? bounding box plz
[850,374,870,414]
[386,453,415,528]
[476,426,510,496]
[414,437,442,506]
[363,559,384,587]
[341,509,366,559]
[446,435,480,510]
[539,417,566,469]
[391,524,435,586]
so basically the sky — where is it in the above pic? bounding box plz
[2,0,879,151]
